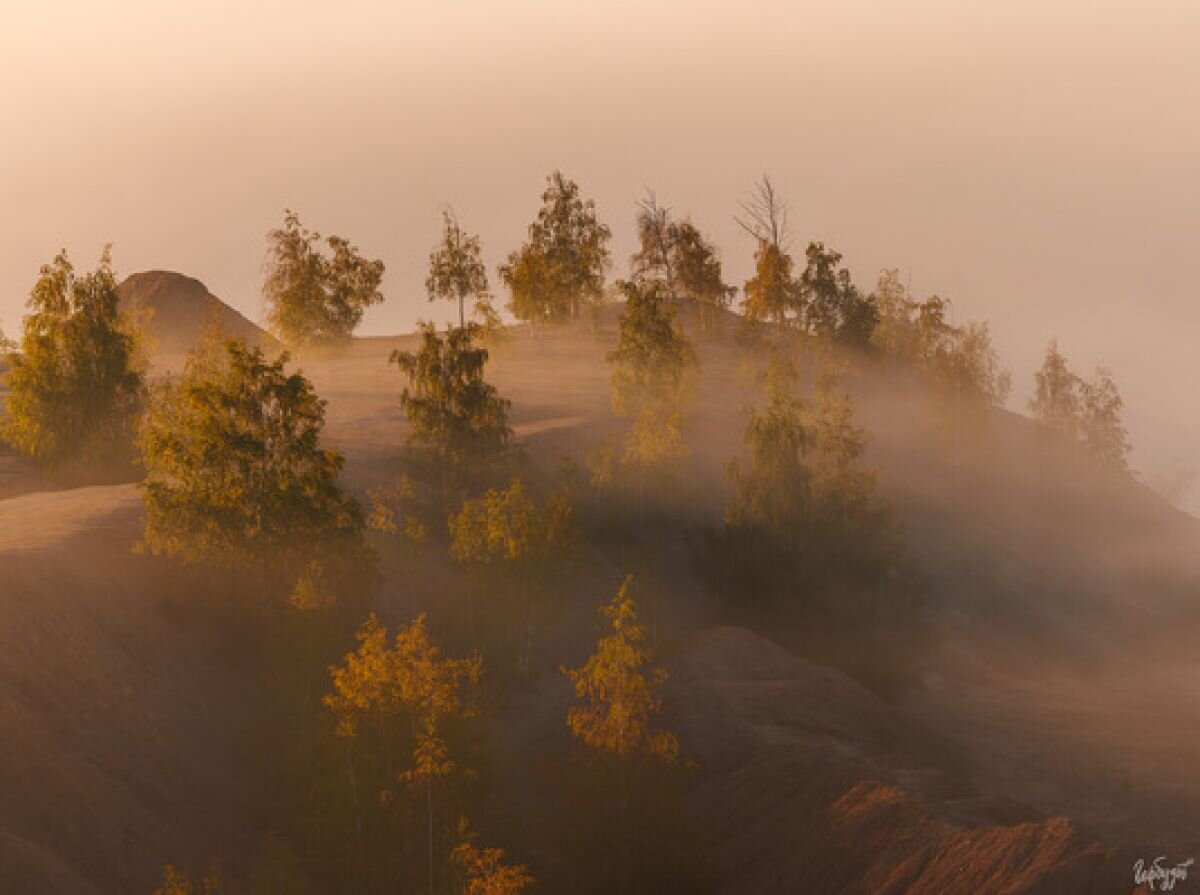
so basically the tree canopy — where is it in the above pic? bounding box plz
[799,242,878,346]
[1030,338,1081,440]
[607,280,696,471]
[139,338,365,577]
[391,322,512,491]
[1029,339,1129,470]
[264,210,385,351]
[3,248,144,467]
[724,354,896,602]
[561,576,679,763]
[499,171,611,325]
[448,479,575,569]
[738,176,802,329]
[630,193,733,331]
[326,613,482,895]
[427,208,497,331]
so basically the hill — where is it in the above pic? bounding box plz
[0,311,1196,892]
[117,271,274,357]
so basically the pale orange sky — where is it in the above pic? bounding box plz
[1,0,1197,505]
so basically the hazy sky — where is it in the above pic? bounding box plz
[2,0,1197,506]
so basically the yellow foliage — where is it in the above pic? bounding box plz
[154,865,194,895]
[561,577,679,763]
[325,613,480,740]
[452,840,534,895]
[448,479,575,567]
[367,475,428,543]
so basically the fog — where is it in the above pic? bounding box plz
[1,0,1197,508]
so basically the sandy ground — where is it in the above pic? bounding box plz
[0,478,264,893]
[2,311,1197,892]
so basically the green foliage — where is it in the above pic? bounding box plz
[1029,339,1129,470]
[427,208,497,331]
[874,283,1010,409]
[264,210,385,351]
[631,193,733,332]
[799,242,878,346]
[391,322,512,493]
[1079,367,1130,471]
[3,248,144,467]
[722,354,896,604]
[725,354,809,534]
[499,171,611,325]
[672,220,735,330]
[870,270,922,359]
[139,338,366,584]
[607,280,696,472]
[1030,338,1081,439]
[926,319,1011,408]
[737,181,877,345]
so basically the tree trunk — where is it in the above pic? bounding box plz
[426,776,434,895]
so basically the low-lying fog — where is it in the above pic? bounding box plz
[2,0,1197,509]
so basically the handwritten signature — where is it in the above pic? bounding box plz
[1134,856,1195,892]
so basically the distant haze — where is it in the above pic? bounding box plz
[2,0,1197,509]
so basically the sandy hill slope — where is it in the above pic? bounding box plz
[673,626,1142,894]
[118,271,274,357]
[1,309,1195,893]
[0,486,263,894]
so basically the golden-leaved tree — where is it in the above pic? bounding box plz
[451,836,534,895]
[3,248,144,468]
[557,578,706,894]
[326,613,482,895]
[737,176,801,330]
[561,576,678,764]
[499,171,611,327]
[448,478,576,668]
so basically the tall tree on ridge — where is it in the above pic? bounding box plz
[737,176,801,329]
[632,191,733,332]
[499,171,611,327]
[1079,366,1130,471]
[1030,338,1081,440]
[263,210,385,351]
[799,242,879,347]
[426,208,495,330]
